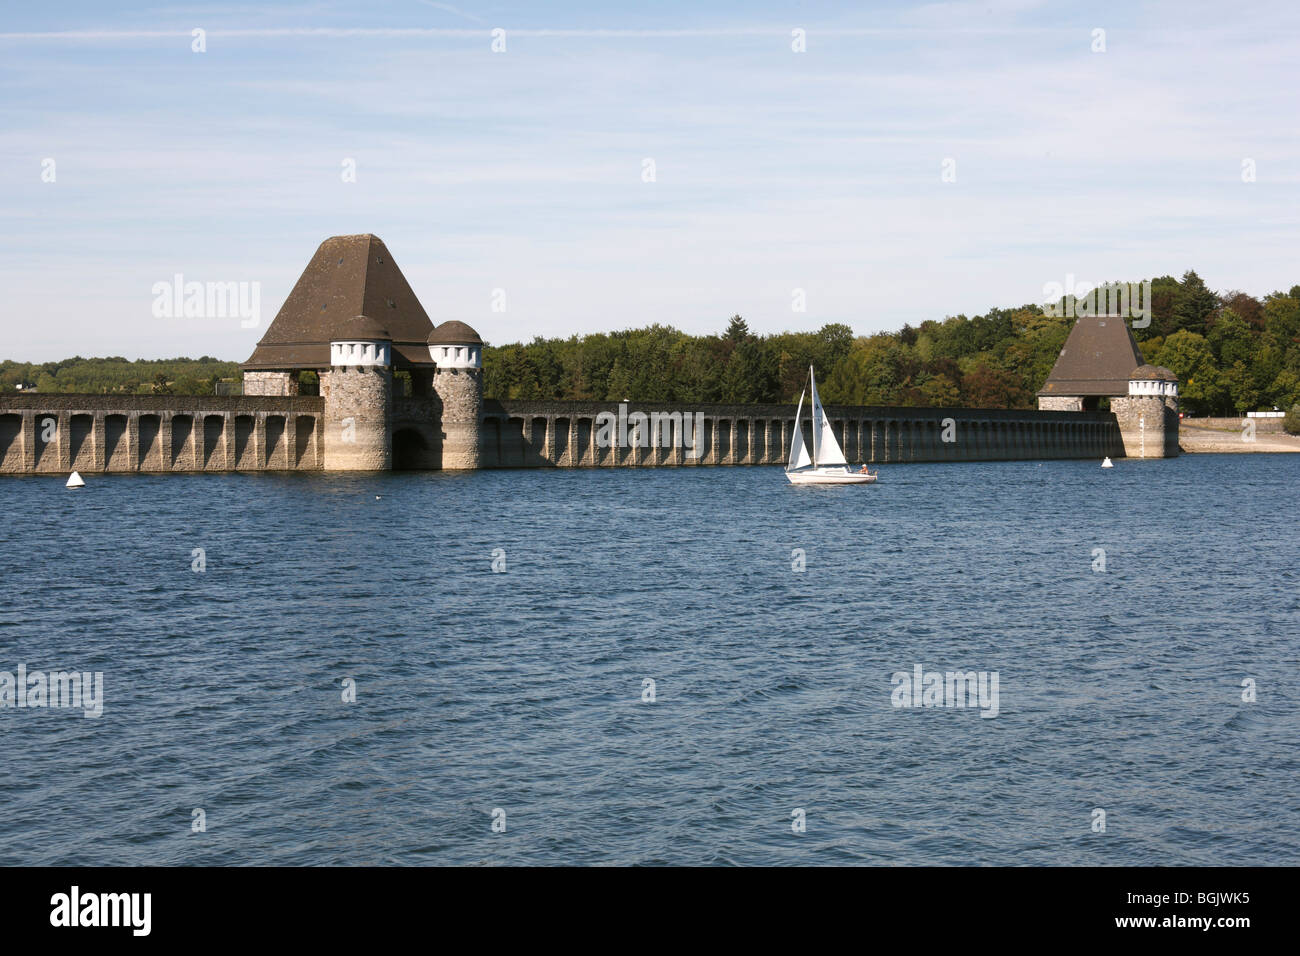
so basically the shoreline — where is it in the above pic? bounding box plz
[1178,422,1300,453]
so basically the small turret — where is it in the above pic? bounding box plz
[1112,364,1180,458]
[427,321,483,369]
[1128,364,1179,408]
[429,321,483,469]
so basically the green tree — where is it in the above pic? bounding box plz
[961,363,1028,409]
[1270,368,1300,409]
[1207,309,1253,366]
[1172,270,1220,334]
[1219,362,1261,414]
[724,315,750,343]
[1153,330,1221,414]
[919,373,961,407]
[1283,405,1300,436]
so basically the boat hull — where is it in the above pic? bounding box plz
[786,468,877,485]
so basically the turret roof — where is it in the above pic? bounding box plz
[1131,364,1178,381]
[427,321,483,345]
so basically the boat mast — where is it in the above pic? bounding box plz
[809,365,819,468]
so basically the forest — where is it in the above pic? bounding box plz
[482,271,1300,418]
[0,357,242,396]
[6,271,1299,422]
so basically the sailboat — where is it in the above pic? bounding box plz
[786,366,877,485]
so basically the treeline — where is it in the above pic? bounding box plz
[0,357,241,395]
[8,272,1300,417]
[484,271,1300,416]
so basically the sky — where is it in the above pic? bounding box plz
[1,0,1297,362]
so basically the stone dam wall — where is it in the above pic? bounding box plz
[0,395,1125,474]
[480,401,1125,468]
[0,394,324,474]
[1185,416,1286,434]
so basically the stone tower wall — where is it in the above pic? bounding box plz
[244,371,298,396]
[433,367,482,470]
[322,366,392,470]
[1037,395,1083,412]
[1112,395,1179,458]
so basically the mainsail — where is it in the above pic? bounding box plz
[808,366,846,466]
[787,388,811,471]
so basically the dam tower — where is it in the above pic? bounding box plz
[428,321,484,470]
[322,316,393,471]
[1111,365,1180,459]
[1037,315,1179,458]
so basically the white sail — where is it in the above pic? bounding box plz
[809,366,847,466]
[785,365,877,485]
[787,388,811,471]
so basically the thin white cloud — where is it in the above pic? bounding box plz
[0,25,1095,42]
[4,2,1299,360]
[417,1,487,25]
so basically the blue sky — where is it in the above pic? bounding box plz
[2,1,1298,361]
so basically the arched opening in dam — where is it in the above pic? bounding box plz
[392,427,429,470]
[0,414,20,471]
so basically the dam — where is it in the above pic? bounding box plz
[0,394,1122,474]
[0,234,1164,476]
[478,401,1122,468]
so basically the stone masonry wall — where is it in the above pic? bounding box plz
[0,394,323,473]
[481,400,1127,468]
[1037,396,1083,412]
[1,394,1146,473]
[1189,415,1285,434]
[1111,395,1179,458]
[433,367,482,470]
[322,366,391,471]
[243,371,299,396]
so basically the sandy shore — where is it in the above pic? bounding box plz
[1179,422,1300,453]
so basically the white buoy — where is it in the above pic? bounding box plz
[66,471,85,488]
[1101,457,1113,469]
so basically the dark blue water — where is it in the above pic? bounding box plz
[1,454,1297,866]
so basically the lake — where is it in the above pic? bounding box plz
[1,453,1296,865]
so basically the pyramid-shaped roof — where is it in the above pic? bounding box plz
[1038,316,1146,397]
[243,235,436,369]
